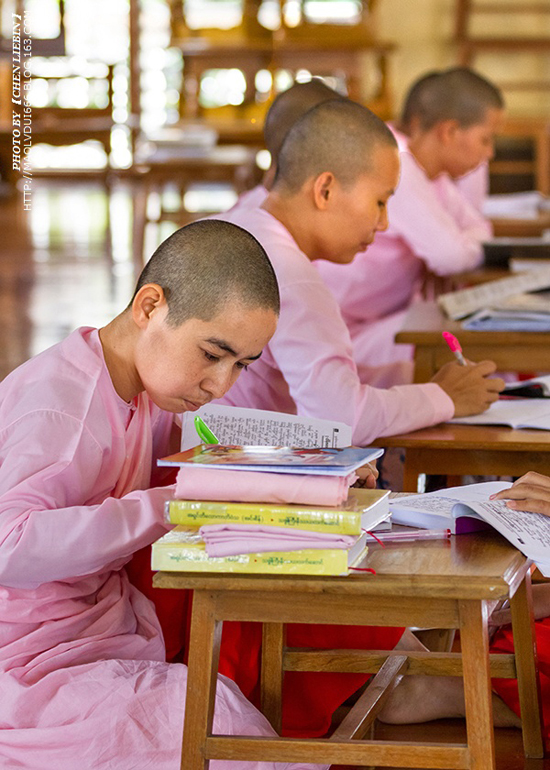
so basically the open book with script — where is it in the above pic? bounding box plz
[450,398,550,430]
[461,289,550,331]
[389,481,550,576]
[437,265,550,320]
[181,404,352,451]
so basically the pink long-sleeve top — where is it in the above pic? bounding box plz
[315,130,492,333]
[0,328,313,770]
[210,206,454,445]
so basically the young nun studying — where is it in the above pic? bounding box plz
[177,98,505,740]
[315,68,504,386]
[213,98,504,446]
[0,219,326,770]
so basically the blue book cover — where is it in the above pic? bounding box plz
[158,445,383,476]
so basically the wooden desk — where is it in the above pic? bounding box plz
[154,532,544,769]
[372,423,550,493]
[395,300,550,383]
[491,212,550,238]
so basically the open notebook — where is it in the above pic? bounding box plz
[450,398,550,430]
[389,481,550,576]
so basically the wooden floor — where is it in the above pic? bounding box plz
[341,720,548,770]
[0,178,137,381]
[0,179,548,768]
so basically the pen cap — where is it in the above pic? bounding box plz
[442,331,462,354]
[194,415,219,444]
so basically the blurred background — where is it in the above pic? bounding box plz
[0,0,549,379]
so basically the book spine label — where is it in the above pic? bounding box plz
[151,544,350,575]
[167,500,361,534]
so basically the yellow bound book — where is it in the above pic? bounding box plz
[166,488,390,536]
[151,528,368,576]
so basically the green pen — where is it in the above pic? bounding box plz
[194,415,220,445]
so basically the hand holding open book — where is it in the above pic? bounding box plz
[490,471,550,518]
[389,478,550,576]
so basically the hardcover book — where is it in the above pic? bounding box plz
[166,487,390,535]
[159,444,383,476]
[151,528,369,576]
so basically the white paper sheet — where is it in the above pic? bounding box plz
[181,404,353,451]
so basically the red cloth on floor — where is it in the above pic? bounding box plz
[491,617,550,747]
[128,551,403,738]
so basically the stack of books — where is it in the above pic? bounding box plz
[151,445,389,576]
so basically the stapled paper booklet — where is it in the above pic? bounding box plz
[180,404,352,451]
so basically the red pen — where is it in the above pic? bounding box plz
[442,331,467,366]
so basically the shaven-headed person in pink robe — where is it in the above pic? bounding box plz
[315,68,505,386]
[200,100,503,739]
[0,219,325,770]
[233,80,344,215]
[212,99,505,447]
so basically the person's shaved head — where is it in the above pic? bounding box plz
[131,220,279,325]
[401,67,504,133]
[274,99,397,195]
[264,79,343,162]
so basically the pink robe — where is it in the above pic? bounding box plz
[0,327,321,770]
[315,130,492,385]
[209,206,454,446]
[455,162,490,215]
[233,184,269,211]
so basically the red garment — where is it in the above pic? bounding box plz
[491,617,550,747]
[129,554,403,738]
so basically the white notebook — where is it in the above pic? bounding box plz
[450,398,550,431]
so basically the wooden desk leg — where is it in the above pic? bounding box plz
[261,623,285,733]
[402,453,422,493]
[459,599,496,770]
[180,590,222,770]
[509,573,545,758]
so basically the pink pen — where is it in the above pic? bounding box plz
[366,529,451,543]
[442,331,467,366]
